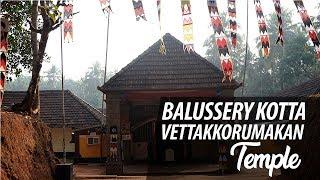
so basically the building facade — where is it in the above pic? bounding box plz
[98,34,240,173]
[3,90,103,161]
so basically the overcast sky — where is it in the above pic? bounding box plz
[44,0,319,80]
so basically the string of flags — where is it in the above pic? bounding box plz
[208,0,233,82]
[0,16,8,103]
[273,0,284,46]
[63,0,73,43]
[181,0,194,53]
[254,0,270,58]
[293,0,320,61]
[228,0,237,49]
[1,0,319,97]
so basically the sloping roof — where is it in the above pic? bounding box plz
[2,90,103,129]
[98,33,239,93]
[273,77,320,97]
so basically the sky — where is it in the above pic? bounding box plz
[44,0,319,80]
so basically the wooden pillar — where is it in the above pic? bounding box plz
[105,92,123,175]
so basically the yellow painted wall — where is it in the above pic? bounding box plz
[79,135,101,158]
[51,128,75,152]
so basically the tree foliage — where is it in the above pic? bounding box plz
[7,62,115,108]
[204,10,320,96]
[2,0,65,114]
[2,1,33,78]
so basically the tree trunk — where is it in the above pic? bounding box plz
[12,0,49,115]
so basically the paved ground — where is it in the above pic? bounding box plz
[74,163,280,179]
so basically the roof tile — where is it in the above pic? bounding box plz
[2,90,103,130]
[99,33,239,92]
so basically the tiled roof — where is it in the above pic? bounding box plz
[98,33,239,93]
[273,77,320,97]
[2,90,103,129]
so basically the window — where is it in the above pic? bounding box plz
[87,136,100,145]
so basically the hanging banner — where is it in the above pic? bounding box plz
[294,0,320,61]
[63,2,73,43]
[228,0,237,48]
[157,0,166,55]
[207,0,233,82]
[0,53,6,72]
[99,0,112,14]
[273,0,284,46]
[0,16,8,102]
[0,17,8,52]
[132,0,147,21]
[181,0,194,53]
[254,0,270,58]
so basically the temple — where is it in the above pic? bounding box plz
[98,33,240,174]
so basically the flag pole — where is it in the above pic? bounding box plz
[241,0,249,96]
[101,13,110,125]
[100,12,111,161]
[60,21,66,164]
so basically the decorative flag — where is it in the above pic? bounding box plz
[0,53,6,72]
[0,16,8,103]
[294,0,320,61]
[132,0,147,21]
[63,2,73,43]
[157,0,166,55]
[181,0,194,53]
[0,53,6,96]
[228,0,237,48]
[99,0,112,14]
[254,0,270,57]
[208,0,233,82]
[0,19,8,52]
[273,0,284,46]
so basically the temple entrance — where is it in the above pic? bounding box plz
[130,115,218,163]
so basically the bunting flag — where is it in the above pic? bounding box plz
[99,0,112,14]
[254,0,270,57]
[132,0,147,21]
[0,53,6,72]
[208,0,233,82]
[181,0,194,53]
[0,16,8,103]
[0,19,8,52]
[228,0,237,48]
[0,53,6,101]
[157,0,166,55]
[273,0,284,46]
[294,0,320,61]
[63,2,73,43]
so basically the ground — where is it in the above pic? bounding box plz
[1,111,59,180]
[74,163,279,180]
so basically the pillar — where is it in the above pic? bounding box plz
[105,92,123,175]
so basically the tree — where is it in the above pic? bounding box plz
[79,62,104,108]
[41,65,61,90]
[2,1,33,79]
[2,1,65,114]
[5,62,116,108]
[6,75,31,91]
[247,10,320,96]
[204,13,255,86]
